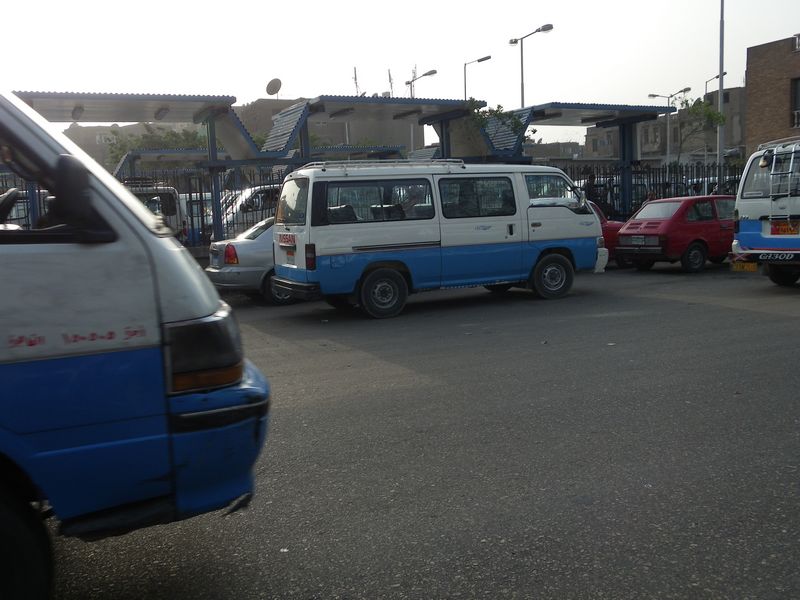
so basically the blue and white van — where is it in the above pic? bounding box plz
[272,160,607,318]
[0,91,270,598]
[731,136,800,286]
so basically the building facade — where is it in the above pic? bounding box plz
[745,34,800,154]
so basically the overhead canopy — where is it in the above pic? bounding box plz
[528,101,674,127]
[13,91,236,124]
[306,95,482,123]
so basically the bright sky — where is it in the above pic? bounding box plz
[7,0,799,144]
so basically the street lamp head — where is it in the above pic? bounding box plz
[477,55,491,63]
[537,23,554,32]
[679,86,691,94]
[647,93,661,99]
[509,38,519,45]
[422,69,437,78]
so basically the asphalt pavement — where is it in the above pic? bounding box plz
[53,263,800,599]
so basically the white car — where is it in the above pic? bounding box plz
[205,217,293,305]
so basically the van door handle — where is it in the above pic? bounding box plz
[531,222,542,228]
[508,224,515,236]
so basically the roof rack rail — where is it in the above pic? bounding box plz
[757,136,800,151]
[298,158,466,171]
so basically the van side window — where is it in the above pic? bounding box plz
[324,179,434,223]
[439,177,516,219]
[525,174,589,214]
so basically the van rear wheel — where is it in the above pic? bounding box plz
[767,265,800,286]
[531,254,574,299]
[359,269,408,318]
[0,492,52,600]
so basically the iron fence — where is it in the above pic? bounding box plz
[562,163,744,220]
[2,162,745,245]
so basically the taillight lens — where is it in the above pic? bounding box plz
[224,244,239,264]
[165,302,243,394]
[305,243,317,270]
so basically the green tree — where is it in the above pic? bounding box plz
[106,125,212,170]
[674,98,726,164]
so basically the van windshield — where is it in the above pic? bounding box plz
[276,178,309,225]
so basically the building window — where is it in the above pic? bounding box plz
[792,78,800,128]
[794,34,800,52]
[723,92,730,103]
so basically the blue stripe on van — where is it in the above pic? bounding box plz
[736,219,800,250]
[1,347,171,519]
[277,237,597,294]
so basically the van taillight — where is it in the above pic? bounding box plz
[224,244,239,265]
[305,244,317,270]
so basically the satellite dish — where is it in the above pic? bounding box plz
[266,78,282,96]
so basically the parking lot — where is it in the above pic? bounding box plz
[53,264,799,599]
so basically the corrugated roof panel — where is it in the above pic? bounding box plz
[261,101,309,153]
[482,108,533,154]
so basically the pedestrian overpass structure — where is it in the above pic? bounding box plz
[14,91,673,239]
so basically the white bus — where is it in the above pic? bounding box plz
[731,136,800,286]
[272,160,607,318]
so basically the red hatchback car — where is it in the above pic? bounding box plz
[615,195,735,272]
[589,201,628,267]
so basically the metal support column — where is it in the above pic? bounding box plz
[206,118,223,242]
[618,122,636,217]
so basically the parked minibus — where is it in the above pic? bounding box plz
[731,136,800,286]
[0,90,271,598]
[273,160,607,318]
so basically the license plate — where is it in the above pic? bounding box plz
[630,235,645,245]
[770,221,800,235]
[731,261,758,272]
[278,233,296,247]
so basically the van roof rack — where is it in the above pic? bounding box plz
[757,136,800,151]
[298,159,466,171]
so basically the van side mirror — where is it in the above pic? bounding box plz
[49,154,116,243]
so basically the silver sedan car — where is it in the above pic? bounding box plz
[205,217,293,305]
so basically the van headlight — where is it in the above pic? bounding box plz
[165,302,243,394]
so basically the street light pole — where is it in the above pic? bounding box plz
[509,23,553,108]
[648,86,691,183]
[463,55,491,101]
[703,71,726,193]
[405,68,437,99]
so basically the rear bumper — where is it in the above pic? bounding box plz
[272,276,322,300]
[730,240,800,265]
[615,246,670,261]
[595,248,609,273]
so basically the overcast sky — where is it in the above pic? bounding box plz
[7,0,799,143]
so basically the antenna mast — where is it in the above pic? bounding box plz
[353,67,360,96]
[388,69,394,96]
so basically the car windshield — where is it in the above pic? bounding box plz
[276,178,309,225]
[239,219,272,240]
[635,201,681,219]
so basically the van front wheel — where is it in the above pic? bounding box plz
[360,269,408,318]
[0,492,52,600]
[531,254,574,299]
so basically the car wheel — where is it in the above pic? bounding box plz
[484,284,514,293]
[681,242,707,273]
[263,271,294,306]
[531,254,574,299]
[634,259,655,271]
[0,492,52,600]
[359,269,408,318]
[767,265,800,286]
